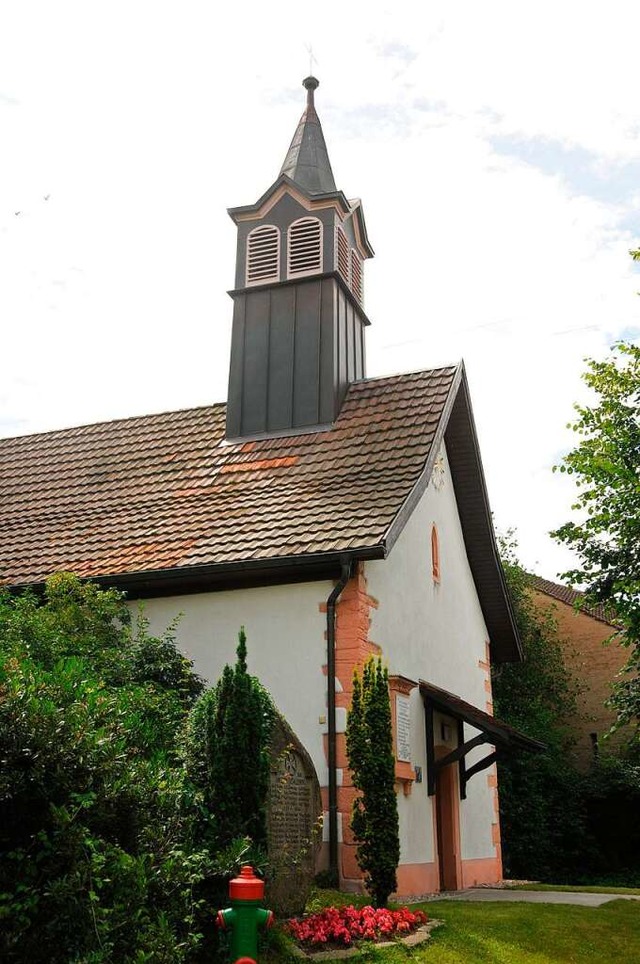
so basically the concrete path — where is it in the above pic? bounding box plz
[435,888,640,907]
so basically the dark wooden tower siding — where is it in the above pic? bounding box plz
[226,277,366,438]
[225,77,374,440]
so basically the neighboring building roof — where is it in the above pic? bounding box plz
[0,364,521,661]
[528,574,619,627]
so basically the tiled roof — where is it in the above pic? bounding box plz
[0,367,457,587]
[528,575,619,627]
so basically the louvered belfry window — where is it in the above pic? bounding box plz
[246,225,280,285]
[336,225,350,284]
[288,217,323,278]
[350,249,363,304]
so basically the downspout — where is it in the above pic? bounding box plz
[326,558,352,888]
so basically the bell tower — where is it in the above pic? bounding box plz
[225,77,374,440]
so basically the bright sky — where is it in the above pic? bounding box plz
[2,1,639,581]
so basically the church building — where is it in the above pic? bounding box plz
[0,77,542,896]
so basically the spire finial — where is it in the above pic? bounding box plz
[279,74,336,193]
[303,75,319,108]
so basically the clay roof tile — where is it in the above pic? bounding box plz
[0,367,458,586]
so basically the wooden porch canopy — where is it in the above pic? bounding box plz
[420,680,546,799]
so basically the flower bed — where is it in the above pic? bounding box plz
[284,905,428,948]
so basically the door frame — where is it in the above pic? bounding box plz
[434,743,462,891]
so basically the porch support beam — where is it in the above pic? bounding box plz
[425,702,437,796]
[464,750,498,782]
[458,719,467,800]
[433,731,491,771]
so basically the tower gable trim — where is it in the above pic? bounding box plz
[347,199,375,259]
[228,176,352,224]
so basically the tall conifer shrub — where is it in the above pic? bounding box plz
[345,657,400,907]
[186,628,274,849]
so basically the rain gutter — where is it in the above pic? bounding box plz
[325,558,352,887]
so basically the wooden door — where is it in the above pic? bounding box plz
[435,755,462,891]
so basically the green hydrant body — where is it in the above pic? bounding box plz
[216,865,274,964]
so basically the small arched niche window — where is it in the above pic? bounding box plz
[335,224,350,284]
[288,216,323,278]
[246,224,280,285]
[431,524,440,583]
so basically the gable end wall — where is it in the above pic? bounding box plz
[365,443,501,883]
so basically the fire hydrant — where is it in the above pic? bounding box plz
[216,865,274,964]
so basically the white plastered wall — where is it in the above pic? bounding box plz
[131,442,498,868]
[129,581,332,783]
[366,443,497,864]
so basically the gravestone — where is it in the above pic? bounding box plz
[266,714,322,917]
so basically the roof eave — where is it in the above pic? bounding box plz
[381,362,522,664]
[444,369,522,663]
[381,361,464,556]
[8,544,388,601]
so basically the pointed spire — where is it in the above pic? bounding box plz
[279,76,337,195]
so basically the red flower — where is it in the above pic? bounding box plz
[283,904,428,948]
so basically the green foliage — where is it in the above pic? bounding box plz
[185,627,276,851]
[551,337,640,746]
[0,573,212,963]
[493,538,588,880]
[579,756,640,879]
[494,538,640,882]
[345,657,399,907]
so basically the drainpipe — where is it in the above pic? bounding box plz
[326,558,352,888]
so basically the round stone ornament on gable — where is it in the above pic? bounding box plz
[431,454,445,491]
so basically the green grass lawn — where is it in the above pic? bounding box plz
[272,891,640,964]
[413,899,640,963]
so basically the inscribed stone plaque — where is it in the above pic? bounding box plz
[396,694,412,763]
[266,714,322,917]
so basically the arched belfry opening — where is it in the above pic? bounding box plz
[226,77,374,440]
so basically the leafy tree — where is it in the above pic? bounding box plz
[492,539,587,880]
[495,538,640,883]
[0,573,211,963]
[345,657,399,907]
[551,331,640,748]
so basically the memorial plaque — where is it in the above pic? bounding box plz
[396,694,411,763]
[266,715,322,917]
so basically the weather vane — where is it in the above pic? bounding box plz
[304,43,319,76]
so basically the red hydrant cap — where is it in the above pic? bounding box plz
[229,865,265,901]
